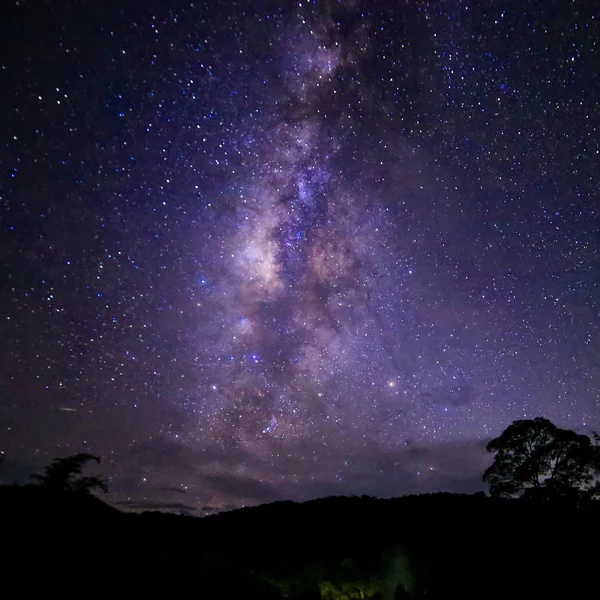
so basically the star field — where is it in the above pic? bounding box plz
[1,0,599,514]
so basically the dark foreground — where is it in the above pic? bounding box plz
[2,486,598,598]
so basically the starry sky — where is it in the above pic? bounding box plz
[1,0,599,515]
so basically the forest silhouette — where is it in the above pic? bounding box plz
[2,417,599,599]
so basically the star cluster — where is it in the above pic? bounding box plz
[1,0,598,513]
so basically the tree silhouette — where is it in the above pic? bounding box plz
[483,417,600,503]
[32,453,108,495]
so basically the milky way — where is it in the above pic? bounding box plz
[1,1,598,513]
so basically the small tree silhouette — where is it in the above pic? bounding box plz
[32,453,108,495]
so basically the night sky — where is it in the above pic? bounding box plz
[1,0,598,515]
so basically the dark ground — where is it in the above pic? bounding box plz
[2,486,598,598]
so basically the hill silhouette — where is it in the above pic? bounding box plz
[2,485,598,598]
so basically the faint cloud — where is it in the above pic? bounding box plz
[202,473,284,503]
[127,437,193,469]
[160,486,188,495]
[116,499,198,515]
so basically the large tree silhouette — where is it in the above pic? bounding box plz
[32,453,108,495]
[483,417,600,503]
